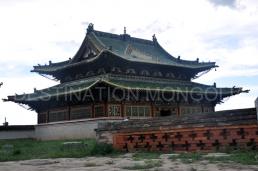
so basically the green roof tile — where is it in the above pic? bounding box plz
[6,74,243,103]
[32,29,217,74]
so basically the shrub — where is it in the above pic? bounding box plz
[90,143,114,156]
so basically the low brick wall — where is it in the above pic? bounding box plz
[113,124,258,152]
[0,125,35,140]
[96,108,258,152]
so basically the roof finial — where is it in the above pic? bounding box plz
[87,23,94,33]
[152,34,157,43]
[3,117,8,127]
[124,27,126,34]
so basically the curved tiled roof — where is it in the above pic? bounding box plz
[5,74,245,103]
[32,25,217,74]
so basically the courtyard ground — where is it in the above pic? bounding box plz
[0,139,258,171]
[1,153,258,171]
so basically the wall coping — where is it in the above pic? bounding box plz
[0,125,35,131]
[36,117,124,127]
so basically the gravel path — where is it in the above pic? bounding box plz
[0,154,258,171]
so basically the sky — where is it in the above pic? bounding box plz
[0,0,257,125]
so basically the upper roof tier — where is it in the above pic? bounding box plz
[32,23,217,74]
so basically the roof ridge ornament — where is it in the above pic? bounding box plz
[121,26,130,41]
[87,23,94,33]
[124,27,126,34]
[152,34,157,43]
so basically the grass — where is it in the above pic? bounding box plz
[206,151,258,165]
[169,152,203,163]
[169,151,258,165]
[0,139,117,162]
[122,160,162,170]
[84,162,99,167]
[1,139,258,166]
[132,151,161,161]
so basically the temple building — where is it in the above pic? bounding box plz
[5,23,247,124]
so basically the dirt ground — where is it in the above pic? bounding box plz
[0,154,258,171]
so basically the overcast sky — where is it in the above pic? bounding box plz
[0,0,258,125]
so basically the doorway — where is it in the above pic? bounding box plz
[160,109,171,117]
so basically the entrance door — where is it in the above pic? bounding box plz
[160,109,172,117]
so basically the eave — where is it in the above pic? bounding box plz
[31,49,217,76]
[4,74,247,104]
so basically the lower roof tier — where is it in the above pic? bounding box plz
[5,74,247,103]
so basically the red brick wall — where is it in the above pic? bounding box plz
[113,124,258,152]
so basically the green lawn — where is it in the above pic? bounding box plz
[1,139,258,165]
[0,139,116,162]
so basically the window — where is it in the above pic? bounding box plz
[49,109,68,122]
[86,71,94,76]
[153,71,163,77]
[140,70,150,76]
[97,68,106,74]
[126,69,136,74]
[70,106,92,120]
[125,105,151,118]
[75,74,84,79]
[180,106,202,115]
[38,112,47,124]
[203,106,213,113]
[94,105,105,117]
[165,73,175,78]
[138,106,145,116]
[111,67,122,73]
[64,76,73,82]
[108,105,121,117]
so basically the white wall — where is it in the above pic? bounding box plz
[0,130,35,140]
[35,118,123,140]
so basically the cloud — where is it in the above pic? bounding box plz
[208,0,237,8]
[109,28,117,33]
[55,40,81,53]
[0,0,258,124]
[204,34,241,49]
[81,21,90,27]
[0,75,57,125]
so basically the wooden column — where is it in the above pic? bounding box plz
[68,105,71,120]
[47,110,50,123]
[37,113,40,124]
[201,103,204,113]
[105,102,108,117]
[121,102,125,117]
[92,104,95,118]
[151,102,155,117]
[177,102,180,117]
